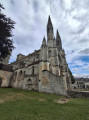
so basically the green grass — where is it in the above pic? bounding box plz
[0,88,89,120]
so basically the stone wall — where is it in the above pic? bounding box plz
[23,75,38,90]
[11,68,25,89]
[16,54,25,61]
[67,90,89,98]
[39,70,67,96]
[0,70,13,87]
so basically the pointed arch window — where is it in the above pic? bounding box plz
[32,66,34,74]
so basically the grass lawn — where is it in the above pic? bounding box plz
[0,88,89,120]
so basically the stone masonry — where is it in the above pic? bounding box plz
[0,16,72,96]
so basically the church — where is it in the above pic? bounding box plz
[0,16,72,96]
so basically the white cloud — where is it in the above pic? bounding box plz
[0,0,89,77]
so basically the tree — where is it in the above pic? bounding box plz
[69,69,75,84]
[0,3,15,61]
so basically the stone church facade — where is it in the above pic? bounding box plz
[0,16,72,96]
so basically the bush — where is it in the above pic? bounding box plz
[69,69,75,84]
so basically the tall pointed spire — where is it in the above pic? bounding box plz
[56,29,62,50]
[47,15,54,42]
[47,15,53,33]
[56,30,62,45]
[42,36,46,45]
[41,36,47,47]
[47,15,53,26]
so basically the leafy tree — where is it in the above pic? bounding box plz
[0,3,15,61]
[69,69,75,84]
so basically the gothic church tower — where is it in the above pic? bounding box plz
[39,16,72,95]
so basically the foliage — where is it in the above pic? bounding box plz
[0,88,89,120]
[69,69,75,84]
[0,3,15,61]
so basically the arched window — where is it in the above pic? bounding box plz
[24,71,25,77]
[19,70,22,75]
[27,78,32,85]
[32,66,34,74]
[18,70,22,81]
[14,72,17,81]
[49,50,51,58]
[58,54,62,62]
[27,78,31,82]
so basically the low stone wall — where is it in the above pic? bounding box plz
[0,70,13,87]
[67,90,89,98]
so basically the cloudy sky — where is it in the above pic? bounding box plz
[0,0,89,77]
